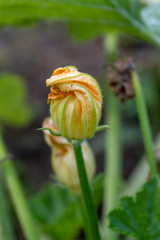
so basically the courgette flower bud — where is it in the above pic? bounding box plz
[46,66,102,140]
[42,117,95,194]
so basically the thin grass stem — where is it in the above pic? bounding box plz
[0,172,15,240]
[0,135,40,240]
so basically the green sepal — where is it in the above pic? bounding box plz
[70,139,84,147]
[37,127,62,137]
[64,66,78,70]
[95,125,111,133]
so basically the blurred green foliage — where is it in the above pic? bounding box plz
[0,1,160,47]
[140,70,160,128]
[30,183,82,240]
[30,174,104,240]
[0,73,31,128]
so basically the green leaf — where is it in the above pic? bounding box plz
[141,4,160,46]
[30,174,104,240]
[91,173,104,206]
[30,183,81,240]
[0,73,31,127]
[0,0,159,46]
[108,179,160,240]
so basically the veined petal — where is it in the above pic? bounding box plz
[46,66,102,140]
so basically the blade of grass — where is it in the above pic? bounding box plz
[0,135,40,240]
[0,172,14,240]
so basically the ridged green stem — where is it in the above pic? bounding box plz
[78,198,92,240]
[73,143,101,240]
[131,71,157,178]
[0,135,39,240]
[102,34,121,240]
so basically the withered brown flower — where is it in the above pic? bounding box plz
[107,58,135,103]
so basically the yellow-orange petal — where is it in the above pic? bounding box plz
[46,66,102,140]
[51,141,95,194]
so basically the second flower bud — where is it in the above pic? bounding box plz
[42,117,95,194]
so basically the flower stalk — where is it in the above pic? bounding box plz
[0,135,39,240]
[131,70,157,178]
[102,34,121,240]
[73,142,101,240]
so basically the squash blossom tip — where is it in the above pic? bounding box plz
[46,66,102,140]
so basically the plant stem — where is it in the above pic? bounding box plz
[0,135,40,240]
[73,143,101,240]
[78,198,92,240]
[131,71,157,178]
[102,34,121,240]
[122,130,160,197]
[0,173,14,240]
